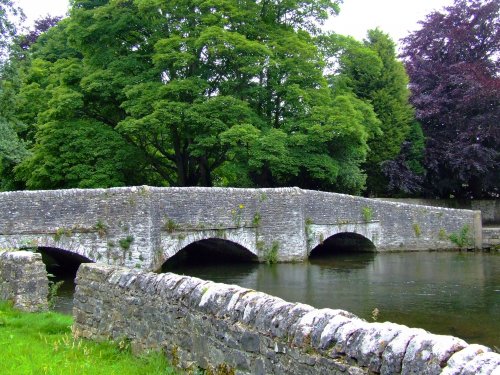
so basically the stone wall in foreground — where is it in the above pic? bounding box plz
[0,251,48,311]
[73,264,500,374]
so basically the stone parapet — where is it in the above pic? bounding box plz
[73,263,500,374]
[0,187,483,271]
[0,250,49,311]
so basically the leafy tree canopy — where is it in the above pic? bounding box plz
[4,0,387,194]
[402,0,499,198]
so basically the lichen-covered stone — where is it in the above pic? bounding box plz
[460,352,500,375]
[346,322,402,372]
[0,251,49,312]
[441,344,493,375]
[401,333,468,374]
[381,327,427,374]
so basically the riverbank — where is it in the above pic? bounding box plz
[0,301,179,374]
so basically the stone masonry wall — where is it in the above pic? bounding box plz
[303,190,481,252]
[378,199,499,225]
[73,263,500,375]
[0,187,483,270]
[0,251,49,311]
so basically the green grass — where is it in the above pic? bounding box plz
[0,301,179,375]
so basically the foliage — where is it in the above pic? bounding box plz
[361,206,373,222]
[0,0,388,194]
[413,223,422,237]
[0,301,178,374]
[381,122,425,195]
[402,0,500,198]
[119,235,134,251]
[0,0,24,60]
[449,225,474,248]
[94,219,108,237]
[47,280,64,309]
[263,241,280,265]
[17,15,62,51]
[321,29,417,195]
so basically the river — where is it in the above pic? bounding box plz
[53,251,500,349]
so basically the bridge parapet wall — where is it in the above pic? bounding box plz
[0,186,155,268]
[303,190,481,251]
[74,263,500,374]
[0,186,483,269]
[148,187,307,267]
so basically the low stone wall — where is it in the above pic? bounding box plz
[73,264,500,374]
[0,251,49,311]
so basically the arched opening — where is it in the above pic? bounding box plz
[160,238,258,275]
[310,232,376,258]
[36,247,93,314]
[37,247,93,278]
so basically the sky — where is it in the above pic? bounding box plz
[16,0,455,46]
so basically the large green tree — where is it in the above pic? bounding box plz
[322,30,422,196]
[8,0,384,194]
[0,1,381,194]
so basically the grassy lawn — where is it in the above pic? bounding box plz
[0,302,179,375]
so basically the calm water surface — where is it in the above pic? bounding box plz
[55,251,500,348]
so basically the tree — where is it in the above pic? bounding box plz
[324,30,418,195]
[9,0,379,193]
[0,0,23,60]
[402,0,499,198]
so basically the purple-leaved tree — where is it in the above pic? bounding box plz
[402,0,499,198]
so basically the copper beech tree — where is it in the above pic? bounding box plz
[402,0,500,198]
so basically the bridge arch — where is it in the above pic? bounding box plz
[159,237,258,272]
[36,246,93,277]
[309,232,376,257]
[307,221,380,256]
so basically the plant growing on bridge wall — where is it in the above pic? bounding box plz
[119,235,134,251]
[362,206,373,222]
[449,225,473,248]
[305,218,314,250]
[413,223,422,237]
[438,228,447,241]
[53,228,73,241]
[164,217,178,233]
[94,220,108,237]
[252,212,261,227]
[231,204,245,227]
[264,241,280,265]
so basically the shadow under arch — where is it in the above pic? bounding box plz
[160,238,258,273]
[310,232,376,258]
[36,246,94,278]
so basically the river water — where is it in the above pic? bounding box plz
[54,251,500,349]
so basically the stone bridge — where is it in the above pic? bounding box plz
[0,186,482,271]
